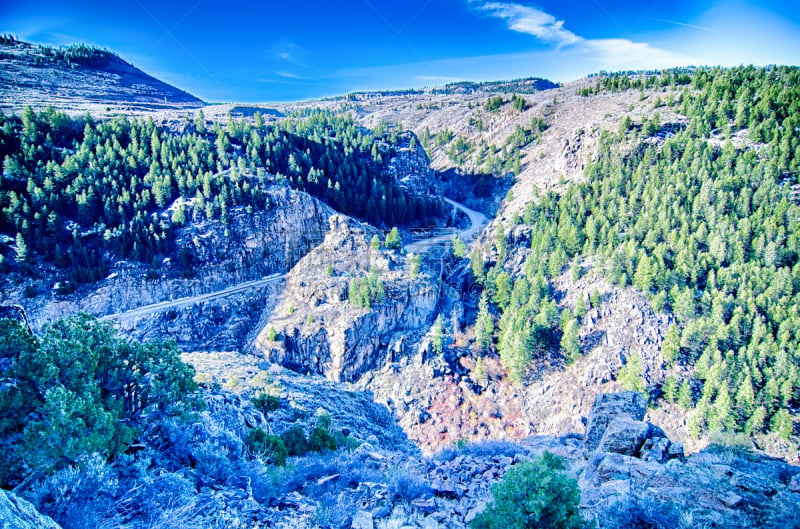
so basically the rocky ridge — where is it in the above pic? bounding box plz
[0,488,60,529]
[17,381,798,529]
[241,390,799,529]
[0,39,204,115]
[253,214,446,382]
[0,184,334,350]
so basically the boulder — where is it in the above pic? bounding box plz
[351,510,374,529]
[584,392,647,452]
[0,489,61,529]
[596,414,651,457]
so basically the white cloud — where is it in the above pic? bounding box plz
[416,75,464,83]
[476,2,581,47]
[471,1,698,72]
[585,39,697,70]
[276,71,307,79]
[268,41,308,67]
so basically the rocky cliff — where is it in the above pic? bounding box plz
[253,390,799,529]
[0,184,335,350]
[0,489,61,529]
[383,131,439,199]
[253,214,445,382]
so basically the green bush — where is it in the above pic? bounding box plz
[246,428,288,466]
[470,452,586,529]
[0,314,199,487]
[252,392,281,414]
[308,413,337,452]
[282,425,310,457]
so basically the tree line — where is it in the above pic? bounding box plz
[475,65,799,440]
[0,107,442,284]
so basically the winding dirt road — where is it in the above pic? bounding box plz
[102,198,487,321]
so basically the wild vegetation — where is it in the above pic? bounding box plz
[0,314,199,489]
[0,107,442,284]
[0,36,117,68]
[469,452,585,529]
[474,65,800,440]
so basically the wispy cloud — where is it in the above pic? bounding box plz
[416,75,464,83]
[268,41,308,67]
[471,0,696,71]
[475,2,580,47]
[275,71,313,80]
[649,17,716,33]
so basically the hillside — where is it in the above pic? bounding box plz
[0,36,204,114]
[1,47,800,528]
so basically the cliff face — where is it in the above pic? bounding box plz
[1,185,335,350]
[254,215,443,382]
[383,131,439,198]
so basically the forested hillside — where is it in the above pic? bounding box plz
[476,65,799,441]
[0,108,442,284]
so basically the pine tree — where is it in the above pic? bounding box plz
[677,379,693,409]
[431,315,444,356]
[385,227,402,250]
[560,317,580,363]
[14,232,28,261]
[408,253,421,279]
[475,292,494,351]
[452,235,467,258]
[617,353,646,393]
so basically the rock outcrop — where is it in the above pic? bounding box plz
[254,215,442,382]
[190,387,798,529]
[1,185,334,350]
[584,391,647,452]
[383,131,439,198]
[0,489,61,529]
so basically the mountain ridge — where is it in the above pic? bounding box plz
[0,36,204,114]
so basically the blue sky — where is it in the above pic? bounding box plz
[3,0,799,102]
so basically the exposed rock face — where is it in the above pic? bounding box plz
[254,215,441,382]
[0,489,61,529]
[0,185,333,350]
[383,131,439,198]
[181,388,796,529]
[113,280,285,351]
[1,185,334,350]
[361,271,676,454]
[182,351,416,451]
[584,391,647,452]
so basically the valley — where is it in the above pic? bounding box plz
[1,36,799,529]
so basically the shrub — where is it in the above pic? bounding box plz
[308,413,337,452]
[0,315,199,488]
[470,452,586,529]
[246,428,288,466]
[282,425,310,457]
[388,471,431,502]
[252,392,281,414]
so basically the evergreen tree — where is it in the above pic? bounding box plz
[475,292,494,351]
[385,226,402,250]
[560,316,580,363]
[617,353,646,393]
[431,315,444,356]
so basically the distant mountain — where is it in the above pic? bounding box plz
[0,36,204,113]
